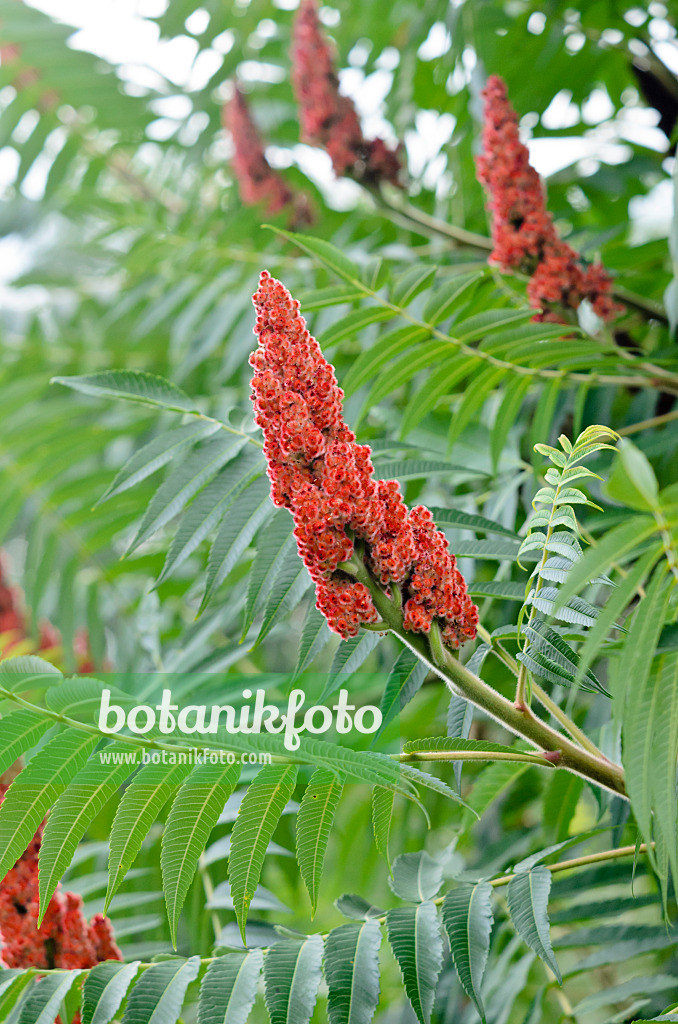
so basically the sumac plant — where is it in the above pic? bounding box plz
[1,1,678,1023]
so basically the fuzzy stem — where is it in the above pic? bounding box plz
[349,564,627,797]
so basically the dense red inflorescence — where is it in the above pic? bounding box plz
[0,556,97,669]
[0,783,122,976]
[291,0,401,186]
[476,75,622,324]
[224,85,313,226]
[0,561,119,1019]
[250,271,478,646]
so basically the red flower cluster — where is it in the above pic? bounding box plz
[0,782,121,1016]
[0,555,95,669]
[291,0,401,186]
[224,86,313,227]
[250,271,478,645]
[476,75,622,323]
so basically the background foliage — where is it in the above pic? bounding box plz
[1,0,678,1022]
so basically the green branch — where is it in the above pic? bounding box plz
[340,559,627,797]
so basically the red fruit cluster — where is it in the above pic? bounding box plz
[0,782,121,984]
[224,86,313,226]
[250,271,477,645]
[476,75,623,324]
[291,0,401,186]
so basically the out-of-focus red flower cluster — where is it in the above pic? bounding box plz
[250,271,478,645]
[0,782,122,1020]
[291,0,401,186]
[0,559,117,1020]
[0,554,95,670]
[476,75,623,324]
[223,86,313,227]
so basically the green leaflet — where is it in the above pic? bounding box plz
[576,547,659,681]
[372,786,394,869]
[527,587,598,628]
[364,342,456,410]
[335,894,385,920]
[0,728,97,882]
[0,654,62,695]
[448,365,506,448]
[506,866,561,982]
[391,264,436,307]
[374,648,429,742]
[161,759,242,946]
[242,511,294,636]
[429,507,517,538]
[624,640,678,893]
[127,436,251,555]
[81,961,142,1024]
[386,903,443,1024]
[400,355,473,437]
[403,737,551,765]
[269,229,361,285]
[321,306,394,347]
[263,935,324,1024]
[556,515,656,606]
[320,631,381,702]
[294,603,333,678]
[200,475,272,609]
[18,970,84,1024]
[466,581,526,601]
[253,552,310,647]
[53,369,196,413]
[324,919,382,1024]
[296,768,344,915]
[158,448,261,585]
[106,758,193,913]
[197,951,264,1024]
[422,272,483,325]
[229,763,298,941]
[0,707,54,779]
[38,742,140,923]
[373,458,485,482]
[121,956,201,1024]
[295,284,364,310]
[389,851,444,903]
[342,326,430,398]
[542,773,585,843]
[441,882,494,1023]
[491,375,533,469]
[462,761,529,830]
[97,420,218,505]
